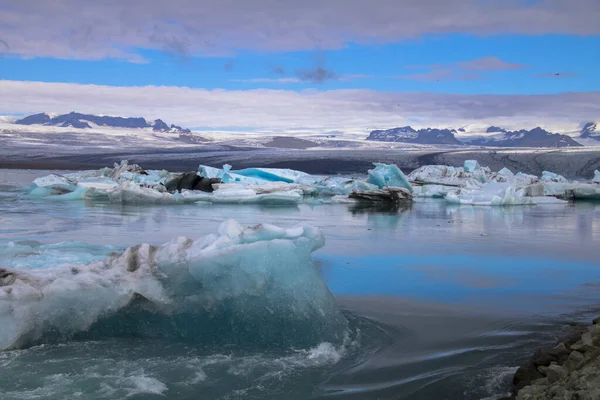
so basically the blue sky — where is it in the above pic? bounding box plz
[2,35,598,95]
[1,0,599,133]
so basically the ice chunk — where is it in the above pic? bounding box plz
[497,167,514,176]
[32,174,72,189]
[232,167,309,183]
[408,164,490,187]
[593,170,600,183]
[541,171,568,183]
[77,177,119,191]
[296,176,378,196]
[184,187,303,205]
[198,164,265,185]
[412,184,455,198]
[446,185,534,206]
[445,180,568,206]
[463,160,480,173]
[107,182,179,204]
[198,165,222,180]
[0,220,346,350]
[573,184,600,200]
[366,163,412,192]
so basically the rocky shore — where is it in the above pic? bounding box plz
[502,317,600,399]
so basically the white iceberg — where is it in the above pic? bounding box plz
[445,181,567,206]
[594,170,600,183]
[32,174,73,189]
[0,220,347,350]
[497,167,514,176]
[408,164,490,187]
[540,171,568,183]
[183,187,303,205]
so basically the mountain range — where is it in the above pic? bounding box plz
[366,124,597,147]
[14,112,191,134]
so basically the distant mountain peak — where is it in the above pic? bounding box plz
[367,126,462,145]
[14,112,191,134]
[368,125,582,148]
[581,122,599,140]
[486,126,507,134]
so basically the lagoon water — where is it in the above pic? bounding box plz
[1,169,600,400]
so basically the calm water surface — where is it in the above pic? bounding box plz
[1,169,599,400]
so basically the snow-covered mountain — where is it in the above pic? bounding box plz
[580,122,599,141]
[368,125,583,148]
[367,126,463,145]
[466,127,582,148]
[14,112,191,134]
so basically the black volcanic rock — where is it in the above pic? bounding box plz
[15,113,51,125]
[152,119,170,132]
[367,126,462,145]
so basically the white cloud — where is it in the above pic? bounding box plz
[0,0,599,60]
[229,78,302,84]
[0,80,598,134]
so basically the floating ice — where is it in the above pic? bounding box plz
[408,164,490,187]
[32,174,72,189]
[445,181,567,206]
[22,160,598,207]
[594,170,600,183]
[463,160,480,173]
[233,167,309,183]
[184,187,303,205]
[0,220,347,350]
[540,171,568,183]
[497,167,514,176]
[366,163,413,192]
[412,184,452,198]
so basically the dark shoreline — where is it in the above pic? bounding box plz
[501,317,600,399]
[2,147,600,178]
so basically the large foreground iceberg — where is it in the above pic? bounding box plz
[0,220,347,350]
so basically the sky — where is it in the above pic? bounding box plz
[1,0,600,135]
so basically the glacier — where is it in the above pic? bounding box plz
[0,220,347,350]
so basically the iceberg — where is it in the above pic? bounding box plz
[497,167,514,176]
[233,167,309,183]
[183,187,303,205]
[540,171,568,183]
[445,181,567,206]
[366,163,413,192]
[22,160,596,207]
[198,164,277,185]
[32,174,73,189]
[0,220,347,350]
[463,160,480,173]
[408,164,490,187]
[297,176,378,196]
[594,170,600,183]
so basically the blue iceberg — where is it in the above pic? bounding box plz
[0,220,347,350]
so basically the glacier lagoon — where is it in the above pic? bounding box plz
[1,169,600,400]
